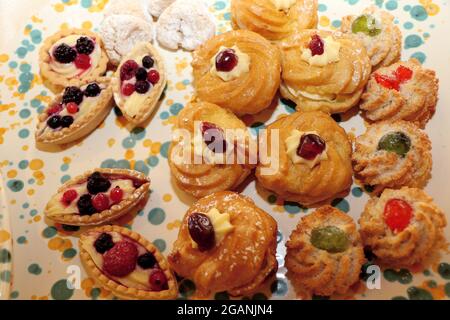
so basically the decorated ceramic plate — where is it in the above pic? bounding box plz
[0,0,449,300]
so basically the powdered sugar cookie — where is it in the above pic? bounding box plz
[99,14,154,66]
[148,0,175,18]
[104,0,153,24]
[156,0,215,51]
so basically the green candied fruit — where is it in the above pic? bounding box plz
[377,132,411,157]
[351,15,382,37]
[310,226,350,253]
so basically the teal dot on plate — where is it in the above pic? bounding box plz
[160,142,170,159]
[31,99,41,108]
[60,163,69,172]
[18,128,30,139]
[148,208,166,225]
[385,0,398,10]
[17,236,27,244]
[22,202,29,209]
[153,239,167,252]
[63,248,77,259]
[30,30,42,44]
[81,0,93,8]
[9,61,18,68]
[19,109,31,119]
[410,5,428,21]
[90,287,101,299]
[19,63,31,73]
[7,179,24,192]
[332,20,341,28]
[51,279,74,300]
[18,160,29,169]
[351,187,363,197]
[42,226,57,239]
[0,271,11,282]
[10,291,19,299]
[405,34,423,49]
[160,111,170,120]
[100,159,117,168]
[214,1,226,10]
[169,103,183,115]
[404,22,414,30]
[116,159,131,169]
[404,5,411,11]
[122,136,136,149]
[283,201,304,214]
[223,12,231,21]
[332,198,350,213]
[16,47,28,58]
[61,175,71,184]
[28,263,42,275]
[134,160,149,175]
[0,249,12,263]
[147,156,159,167]
[131,127,146,140]
[318,4,327,12]
[411,52,426,64]
[30,209,38,217]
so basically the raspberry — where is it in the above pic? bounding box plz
[62,87,84,105]
[120,60,139,81]
[47,103,63,116]
[74,54,91,70]
[149,269,168,291]
[121,83,135,96]
[84,83,101,97]
[61,115,74,128]
[147,70,160,85]
[110,186,124,204]
[76,37,95,55]
[62,189,78,205]
[94,233,115,254]
[66,102,79,114]
[92,193,109,212]
[309,34,325,56]
[142,56,154,69]
[103,241,138,277]
[135,80,150,94]
[53,44,77,64]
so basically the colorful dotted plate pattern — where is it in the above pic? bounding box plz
[0,0,449,300]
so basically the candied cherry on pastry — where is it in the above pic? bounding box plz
[377,131,411,157]
[188,212,216,251]
[135,80,151,94]
[84,83,101,97]
[62,189,78,205]
[308,34,324,56]
[310,225,350,253]
[297,134,326,160]
[103,241,138,277]
[149,269,168,291]
[215,48,238,72]
[77,194,96,216]
[121,83,135,96]
[351,14,382,37]
[76,36,95,55]
[395,65,413,83]
[374,65,414,91]
[147,70,160,85]
[120,60,139,81]
[137,253,157,269]
[53,43,77,64]
[92,193,110,212]
[383,198,413,233]
[47,115,62,129]
[87,172,111,195]
[110,186,124,204]
[94,233,115,254]
[142,55,154,69]
[201,121,227,154]
[66,102,79,114]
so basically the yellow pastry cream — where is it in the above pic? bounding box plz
[210,46,250,82]
[285,130,328,168]
[270,0,297,12]
[49,35,101,78]
[301,36,341,67]
[191,207,234,249]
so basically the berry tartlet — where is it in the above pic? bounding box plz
[192,30,281,115]
[168,101,254,198]
[285,206,365,297]
[35,77,112,145]
[256,111,353,207]
[39,29,108,88]
[45,169,150,226]
[359,187,446,268]
[79,225,178,300]
[168,192,278,297]
[279,29,371,114]
[231,0,318,42]
[341,6,402,69]
[352,121,432,194]
[112,42,167,124]
[360,59,439,128]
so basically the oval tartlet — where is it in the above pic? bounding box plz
[45,168,150,226]
[35,77,113,145]
[79,225,178,300]
[111,42,167,125]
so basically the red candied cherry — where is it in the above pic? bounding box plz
[62,189,78,205]
[215,49,238,72]
[110,186,124,204]
[103,241,138,277]
[297,134,326,160]
[309,34,325,56]
[149,269,168,291]
[121,83,135,96]
[47,103,63,116]
[74,54,91,70]
[120,60,139,81]
[384,198,413,233]
[201,122,227,154]
[66,102,79,114]
[374,73,400,91]
[147,69,160,85]
[395,65,413,84]
[92,193,110,212]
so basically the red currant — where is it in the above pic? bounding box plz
[149,269,168,291]
[92,193,110,212]
[110,187,124,204]
[147,70,160,84]
[384,199,413,233]
[62,189,78,205]
[66,102,79,114]
[215,49,238,72]
[74,54,91,70]
[309,34,325,56]
[47,103,63,116]
[297,134,326,160]
[121,83,135,96]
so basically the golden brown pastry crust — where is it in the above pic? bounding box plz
[35,77,113,145]
[231,0,318,42]
[168,101,254,198]
[192,30,281,115]
[341,6,401,69]
[359,187,447,267]
[79,225,178,300]
[279,29,371,114]
[352,121,432,194]
[256,111,353,206]
[39,29,108,88]
[360,59,439,128]
[111,42,167,125]
[285,206,365,297]
[168,191,278,297]
[45,168,150,226]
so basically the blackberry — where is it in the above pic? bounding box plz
[87,172,111,195]
[94,233,115,254]
[137,253,157,269]
[61,115,74,128]
[135,80,150,94]
[47,115,61,129]
[53,44,77,64]
[84,83,101,97]
[135,68,148,81]
[77,194,96,216]
[142,56,154,69]
[76,37,95,55]
[62,86,84,105]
